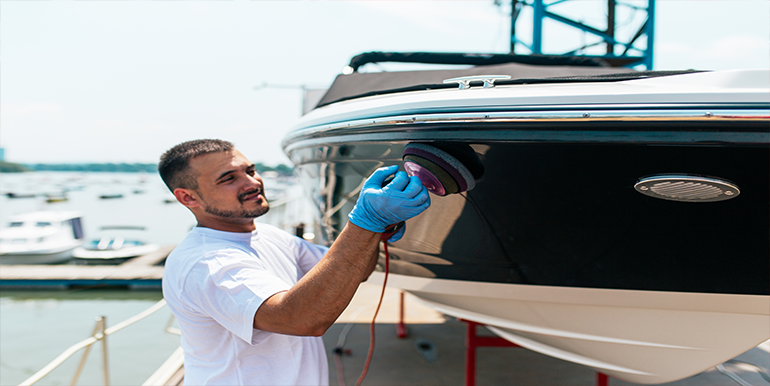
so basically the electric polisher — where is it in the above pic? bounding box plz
[380,143,482,239]
[402,142,484,196]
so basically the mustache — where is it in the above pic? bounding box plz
[238,188,264,203]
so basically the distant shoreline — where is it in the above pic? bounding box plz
[0,161,293,175]
[22,163,158,173]
[0,162,156,173]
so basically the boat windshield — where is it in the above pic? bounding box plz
[87,238,144,250]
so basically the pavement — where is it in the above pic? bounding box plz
[324,282,770,386]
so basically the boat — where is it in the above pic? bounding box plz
[72,226,160,265]
[99,194,124,199]
[45,194,68,203]
[281,53,770,384]
[6,192,36,199]
[0,211,85,264]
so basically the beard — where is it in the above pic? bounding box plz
[201,189,270,219]
[204,204,269,219]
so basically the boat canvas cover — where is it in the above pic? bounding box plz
[316,60,645,109]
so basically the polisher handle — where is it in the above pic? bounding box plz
[381,221,405,241]
[381,174,396,187]
[380,174,405,241]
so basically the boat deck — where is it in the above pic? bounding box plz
[0,245,174,289]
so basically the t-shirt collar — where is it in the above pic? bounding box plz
[192,225,260,241]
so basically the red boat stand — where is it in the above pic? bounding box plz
[396,291,408,339]
[393,294,610,385]
[461,319,610,386]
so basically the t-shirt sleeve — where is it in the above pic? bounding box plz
[294,237,329,276]
[185,248,292,344]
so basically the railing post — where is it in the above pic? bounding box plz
[71,317,102,385]
[100,316,110,386]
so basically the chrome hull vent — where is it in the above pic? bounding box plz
[634,175,740,202]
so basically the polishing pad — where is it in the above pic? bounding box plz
[404,154,458,195]
[403,143,478,196]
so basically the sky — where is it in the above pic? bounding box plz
[1,0,768,167]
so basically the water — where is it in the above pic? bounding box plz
[0,172,194,247]
[0,171,316,247]
[0,290,179,386]
[0,171,317,385]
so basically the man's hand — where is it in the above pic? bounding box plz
[348,165,431,233]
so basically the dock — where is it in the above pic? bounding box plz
[0,245,174,289]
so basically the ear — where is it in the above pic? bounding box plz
[174,188,201,209]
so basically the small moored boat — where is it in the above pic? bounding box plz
[6,192,36,199]
[45,194,68,203]
[72,226,160,265]
[0,211,85,264]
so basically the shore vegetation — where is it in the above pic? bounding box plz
[0,161,31,173]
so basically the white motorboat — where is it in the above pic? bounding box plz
[72,226,160,265]
[0,211,85,265]
[282,53,770,384]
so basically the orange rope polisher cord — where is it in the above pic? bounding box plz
[355,237,391,386]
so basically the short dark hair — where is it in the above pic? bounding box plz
[159,139,234,192]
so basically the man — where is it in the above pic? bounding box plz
[159,139,429,385]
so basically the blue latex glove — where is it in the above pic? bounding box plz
[348,165,430,233]
[387,223,406,243]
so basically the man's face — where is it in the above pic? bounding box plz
[188,149,269,223]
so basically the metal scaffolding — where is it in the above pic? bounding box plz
[507,0,655,69]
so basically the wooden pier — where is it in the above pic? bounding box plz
[0,245,175,289]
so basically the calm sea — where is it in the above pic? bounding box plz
[0,171,315,385]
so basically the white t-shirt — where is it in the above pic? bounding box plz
[162,223,330,386]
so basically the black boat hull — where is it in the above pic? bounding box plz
[289,131,769,296]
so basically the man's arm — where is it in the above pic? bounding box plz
[253,165,429,337]
[253,222,380,336]
[362,241,380,282]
